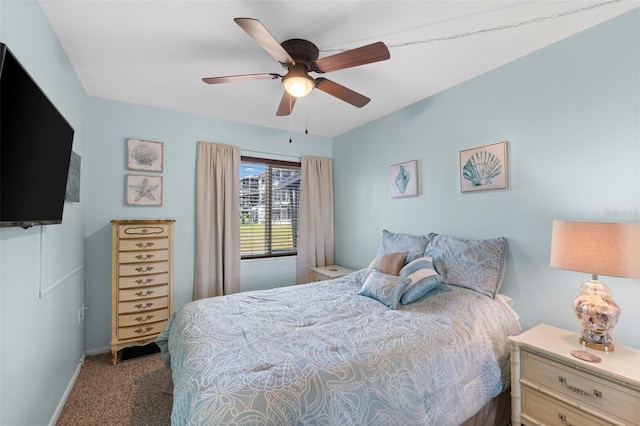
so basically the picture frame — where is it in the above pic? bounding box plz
[389,160,418,198]
[65,150,81,202]
[460,141,508,193]
[126,138,163,172]
[126,174,163,206]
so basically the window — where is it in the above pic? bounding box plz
[240,157,301,259]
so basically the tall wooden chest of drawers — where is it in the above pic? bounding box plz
[111,219,175,364]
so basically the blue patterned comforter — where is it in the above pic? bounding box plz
[159,270,520,425]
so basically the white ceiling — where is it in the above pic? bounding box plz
[40,0,638,137]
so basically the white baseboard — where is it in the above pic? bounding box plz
[48,355,85,426]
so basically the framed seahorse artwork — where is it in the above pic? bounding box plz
[389,160,418,198]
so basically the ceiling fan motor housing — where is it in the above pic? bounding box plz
[281,39,319,70]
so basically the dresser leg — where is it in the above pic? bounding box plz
[510,343,521,426]
[110,346,118,365]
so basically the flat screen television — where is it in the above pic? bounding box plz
[1,43,75,228]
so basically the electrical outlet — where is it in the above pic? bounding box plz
[78,305,87,324]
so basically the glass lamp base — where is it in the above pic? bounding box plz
[578,337,615,352]
[573,279,619,352]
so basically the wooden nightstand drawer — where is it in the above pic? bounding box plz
[118,320,168,340]
[522,386,608,426]
[522,351,640,425]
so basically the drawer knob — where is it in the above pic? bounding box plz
[134,326,154,334]
[135,290,154,297]
[135,266,154,273]
[559,376,602,399]
[135,242,155,248]
[558,413,572,426]
[134,302,154,310]
[134,278,154,285]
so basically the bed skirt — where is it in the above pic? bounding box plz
[460,388,511,426]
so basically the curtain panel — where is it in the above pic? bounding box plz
[194,141,241,300]
[296,156,335,284]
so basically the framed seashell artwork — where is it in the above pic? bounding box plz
[389,160,418,198]
[126,174,163,206]
[459,141,508,192]
[126,138,163,172]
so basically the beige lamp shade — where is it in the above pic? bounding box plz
[550,221,640,278]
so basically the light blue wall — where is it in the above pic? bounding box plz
[84,97,332,352]
[334,9,640,349]
[1,2,638,424]
[0,1,88,425]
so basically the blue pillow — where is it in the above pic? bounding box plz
[399,256,443,304]
[358,270,411,309]
[425,233,507,298]
[377,229,430,263]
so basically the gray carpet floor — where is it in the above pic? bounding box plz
[56,352,172,425]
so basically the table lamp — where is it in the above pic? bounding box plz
[550,220,640,352]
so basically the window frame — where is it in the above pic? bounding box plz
[239,156,301,260]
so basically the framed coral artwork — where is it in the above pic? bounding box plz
[126,138,163,172]
[389,160,418,198]
[65,150,81,202]
[460,141,508,192]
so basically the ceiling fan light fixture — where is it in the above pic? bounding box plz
[282,69,314,98]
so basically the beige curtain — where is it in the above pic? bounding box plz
[193,141,241,300]
[296,156,335,284]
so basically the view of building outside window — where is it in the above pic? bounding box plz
[240,161,300,257]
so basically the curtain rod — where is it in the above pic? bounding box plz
[241,148,301,160]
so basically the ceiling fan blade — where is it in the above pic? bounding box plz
[234,18,295,65]
[202,73,280,85]
[315,78,370,108]
[276,91,296,116]
[313,42,390,73]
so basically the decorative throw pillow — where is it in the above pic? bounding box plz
[358,270,411,309]
[425,233,507,298]
[365,251,409,280]
[399,256,444,305]
[377,229,430,263]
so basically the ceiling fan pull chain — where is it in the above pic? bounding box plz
[289,96,293,143]
[305,96,309,134]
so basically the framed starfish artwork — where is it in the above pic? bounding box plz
[126,174,163,206]
[389,160,418,198]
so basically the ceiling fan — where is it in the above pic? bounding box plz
[202,18,391,116]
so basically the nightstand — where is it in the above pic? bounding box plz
[309,265,355,282]
[509,323,640,426]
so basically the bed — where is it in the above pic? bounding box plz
[158,231,521,425]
